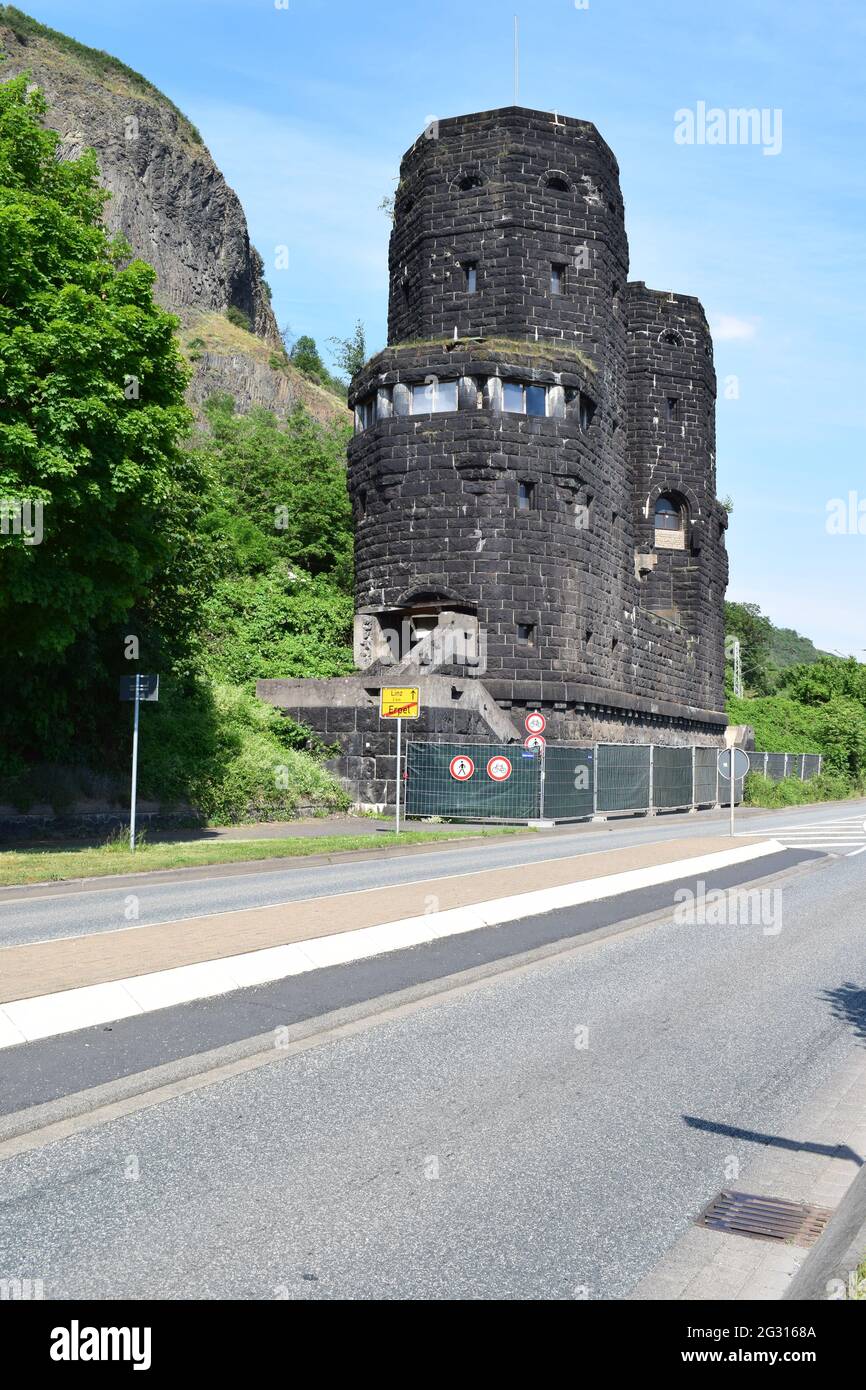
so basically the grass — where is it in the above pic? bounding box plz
[181,313,350,424]
[0,5,203,145]
[370,336,598,375]
[0,826,525,887]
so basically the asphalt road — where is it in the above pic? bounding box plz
[1,840,864,1300]
[2,798,864,948]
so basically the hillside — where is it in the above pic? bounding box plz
[0,7,354,423]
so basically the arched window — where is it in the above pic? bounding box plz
[658,329,685,348]
[655,495,682,530]
[545,175,570,192]
[654,494,686,549]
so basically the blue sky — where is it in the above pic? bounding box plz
[19,0,866,656]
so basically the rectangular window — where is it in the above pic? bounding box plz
[518,481,534,511]
[354,399,375,431]
[517,623,535,645]
[411,380,458,415]
[464,261,478,293]
[434,380,458,412]
[578,393,596,431]
[503,381,524,414]
[551,263,566,295]
[503,382,547,416]
[666,396,679,421]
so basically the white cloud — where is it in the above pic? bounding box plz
[710,314,759,341]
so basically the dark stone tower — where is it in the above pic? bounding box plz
[345,107,728,745]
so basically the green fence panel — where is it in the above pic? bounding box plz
[541,745,595,820]
[694,747,718,805]
[766,753,787,782]
[802,754,821,780]
[653,746,693,808]
[405,741,540,821]
[596,744,651,813]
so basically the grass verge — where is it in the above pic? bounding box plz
[0,827,524,888]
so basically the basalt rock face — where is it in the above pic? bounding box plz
[0,10,280,344]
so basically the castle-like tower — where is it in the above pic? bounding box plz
[346,107,728,744]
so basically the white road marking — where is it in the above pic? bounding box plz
[0,839,787,1049]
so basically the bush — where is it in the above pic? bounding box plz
[744,770,861,808]
[225,305,251,332]
[139,680,349,824]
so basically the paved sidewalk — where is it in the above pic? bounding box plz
[629,1049,866,1301]
[0,834,752,1004]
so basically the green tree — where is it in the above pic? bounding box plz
[724,601,774,694]
[0,73,198,763]
[289,334,328,382]
[328,319,367,381]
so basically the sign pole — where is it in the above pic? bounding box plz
[730,761,735,839]
[395,716,402,835]
[130,673,141,852]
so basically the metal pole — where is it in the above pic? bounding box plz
[648,745,655,816]
[395,716,402,834]
[130,674,140,851]
[730,758,735,839]
[539,744,545,820]
[592,744,598,815]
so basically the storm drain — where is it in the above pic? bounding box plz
[696,1190,833,1247]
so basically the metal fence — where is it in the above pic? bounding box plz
[747,751,822,782]
[405,741,823,824]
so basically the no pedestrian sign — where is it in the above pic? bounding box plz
[449,755,475,781]
[380,686,420,719]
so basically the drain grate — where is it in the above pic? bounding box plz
[696,1190,833,1247]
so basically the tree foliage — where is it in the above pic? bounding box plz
[0,73,201,764]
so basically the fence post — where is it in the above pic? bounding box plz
[592,743,599,816]
[648,745,655,817]
[801,753,806,780]
[691,746,696,810]
[763,752,768,778]
[539,746,545,820]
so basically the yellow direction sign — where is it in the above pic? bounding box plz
[380,686,421,720]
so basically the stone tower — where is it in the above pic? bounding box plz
[346,107,728,745]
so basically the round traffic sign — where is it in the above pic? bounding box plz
[524,733,546,752]
[718,748,750,780]
[449,755,475,781]
[486,755,513,782]
[525,711,546,735]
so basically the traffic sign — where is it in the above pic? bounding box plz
[487,755,513,782]
[449,755,475,781]
[119,674,159,702]
[524,733,546,752]
[718,748,750,780]
[380,686,420,719]
[525,711,546,735]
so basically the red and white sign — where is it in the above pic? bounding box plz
[449,755,475,781]
[524,711,546,735]
[524,733,546,752]
[486,755,513,782]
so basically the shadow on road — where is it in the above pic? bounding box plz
[820,981,866,1047]
[682,1115,862,1167]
